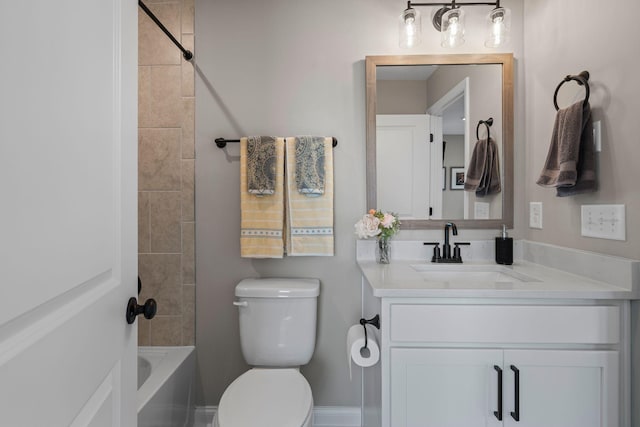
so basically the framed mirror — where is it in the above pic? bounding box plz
[366,54,513,229]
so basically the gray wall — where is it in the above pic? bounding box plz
[523,0,640,258]
[377,80,428,114]
[522,0,640,422]
[195,0,524,407]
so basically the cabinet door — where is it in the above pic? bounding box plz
[503,350,618,427]
[390,348,503,427]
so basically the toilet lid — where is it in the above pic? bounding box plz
[217,368,313,427]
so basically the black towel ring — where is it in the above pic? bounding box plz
[553,71,590,111]
[476,117,493,141]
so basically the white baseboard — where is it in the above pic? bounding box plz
[193,405,361,427]
[313,406,361,426]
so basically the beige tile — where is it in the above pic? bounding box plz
[181,160,195,221]
[149,192,182,253]
[181,34,194,97]
[182,222,195,284]
[138,66,151,127]
[181,0,194,34]
[139,65,182,128]
[139,128,181,191]
[182,284,195,345]
[150,316,183,346]
[139,4,181,66]
[139,254,182,316]
[138,192,151,253]
[181,97,195,159]
[138,317,151,346]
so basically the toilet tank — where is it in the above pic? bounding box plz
[235,278,320,367]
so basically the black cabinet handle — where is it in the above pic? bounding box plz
[493,365,503,421]
[510,365,520,421]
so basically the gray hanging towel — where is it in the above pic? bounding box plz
[465,138,501,196]
[294,136,327,197]
[246,136,278,196]
[537,101,596,196]
[556,104,597,197]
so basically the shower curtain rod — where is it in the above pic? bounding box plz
[139,0,193,61]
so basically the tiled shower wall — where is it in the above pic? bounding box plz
[137,0,195,346]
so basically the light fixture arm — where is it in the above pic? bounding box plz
[408,1,499,6]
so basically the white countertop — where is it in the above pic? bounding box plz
[357,240,640,300]
[358,260,634,299]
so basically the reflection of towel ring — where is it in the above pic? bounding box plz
[476,117,493,141]
[553,71,590,111]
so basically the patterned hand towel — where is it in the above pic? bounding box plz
[240,137,285,258]
[246,136,278,195]
[294,136,327,196]
[285,137,334,256]
[537,101,596,195]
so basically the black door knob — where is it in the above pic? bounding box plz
[126,297,157,324]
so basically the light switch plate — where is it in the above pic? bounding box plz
[581,204,626,240]
[593,120,602,152]
[529,202,543,229]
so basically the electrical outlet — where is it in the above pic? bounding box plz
[529,202,543,229]
[581,204,626,240]
[474,202,490,219]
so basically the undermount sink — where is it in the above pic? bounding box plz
[410,264,540,283]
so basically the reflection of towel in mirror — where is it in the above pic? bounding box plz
[464,138,501,197]
[537,101,597,196]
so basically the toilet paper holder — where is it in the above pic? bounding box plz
[359,315,380,350]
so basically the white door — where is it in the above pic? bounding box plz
[376,115,430,218]
[0,0,138,425]
[503,350,619,427]
[428,115,444,218]
[390,348,503,427]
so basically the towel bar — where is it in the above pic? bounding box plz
[553,71,590,111]
[215,137,338,149]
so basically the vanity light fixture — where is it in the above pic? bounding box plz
[399,0,510,48]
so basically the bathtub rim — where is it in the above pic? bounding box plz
[137,345,195,414]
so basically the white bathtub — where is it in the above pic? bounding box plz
[138,346,195,427]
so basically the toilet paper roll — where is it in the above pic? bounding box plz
[347,324,380,380]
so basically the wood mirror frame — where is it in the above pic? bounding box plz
[366,53,514,229]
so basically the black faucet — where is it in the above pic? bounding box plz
[443,222,457,260]
[423,222,469,263]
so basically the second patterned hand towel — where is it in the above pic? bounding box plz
[285,136,334,256]
[240,136,285,258]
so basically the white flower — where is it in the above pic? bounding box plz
[354,214,381,239]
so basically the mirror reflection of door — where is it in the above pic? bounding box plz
[376,115,430,218]
[375,63,503,221]
[428,79,469,220]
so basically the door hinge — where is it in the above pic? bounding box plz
[429,133,434,143]
[429,207,433,216]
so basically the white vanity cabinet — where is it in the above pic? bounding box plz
[379,300,626,427]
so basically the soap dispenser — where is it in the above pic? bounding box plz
[495,225,513,265]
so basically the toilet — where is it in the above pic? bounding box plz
[213,278,320,427]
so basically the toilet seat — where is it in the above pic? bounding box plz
[215,368,313,427]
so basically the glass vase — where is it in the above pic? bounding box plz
[376,236,391,264]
